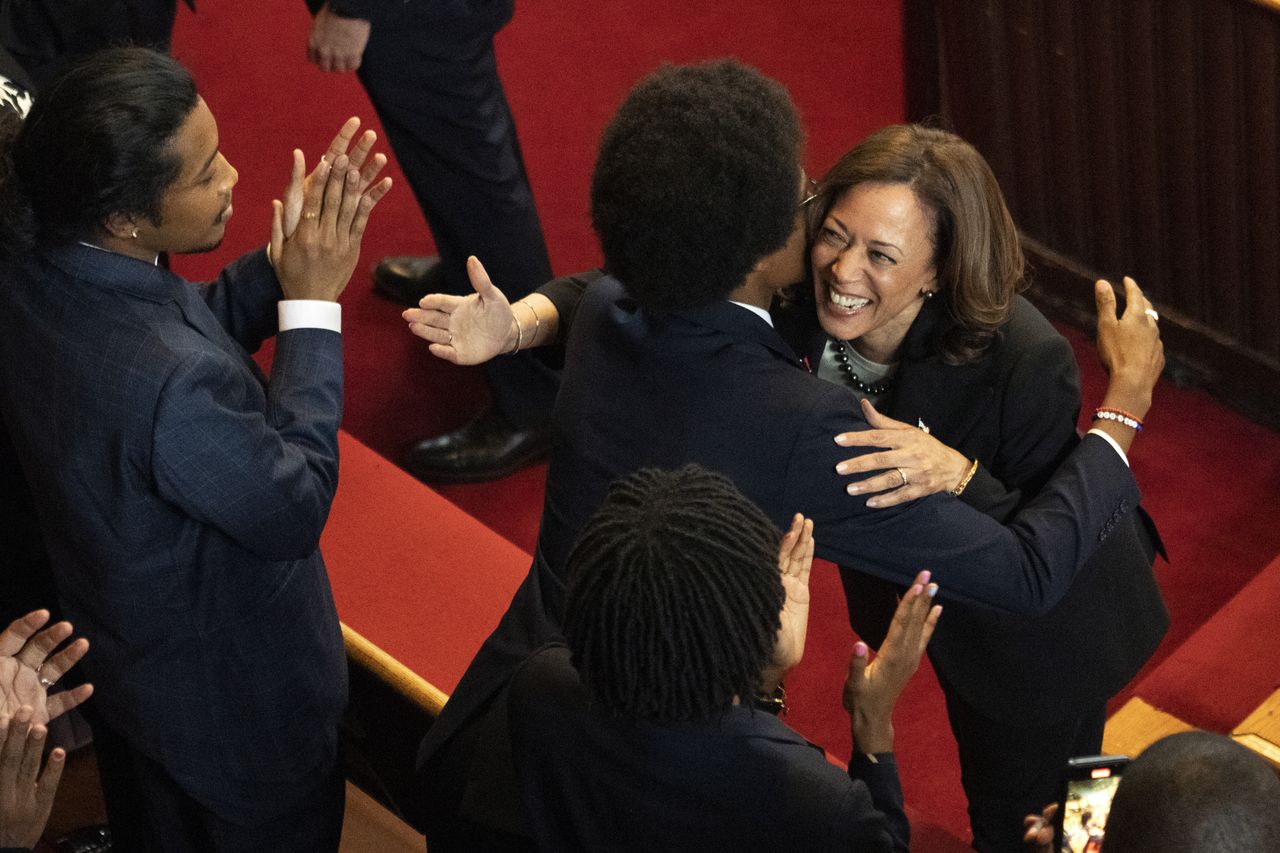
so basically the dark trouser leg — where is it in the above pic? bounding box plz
[940,677,1107,853]
[86,707,344,853]
[356,15,557,428]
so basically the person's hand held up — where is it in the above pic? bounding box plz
[270,151,392,302]
[761,514,814,692]
[0,707,65,849]
[0,610,93,725]
[843,571,941,754]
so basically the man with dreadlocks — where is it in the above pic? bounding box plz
[509,465,937,852]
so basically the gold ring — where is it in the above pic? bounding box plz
[897,467,909,486]
[303,211,319,221]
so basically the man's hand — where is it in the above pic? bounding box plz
[1095,276,1164,419]
[404,256,521,364]
[0,611,93,725]
[761,514,814,692]
[0,707,64,849]
[843,570,941,754]
[307,4,372,73]
[279,117,388,242]
[834,399,973,508]
[270,146,393,302]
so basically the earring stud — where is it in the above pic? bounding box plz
[131,228,139,239]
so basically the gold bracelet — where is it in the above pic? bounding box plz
[949,458,979,497]
[507,301,541,355]
[507,315,524,354]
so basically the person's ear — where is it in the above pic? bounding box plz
[103,213,142,241]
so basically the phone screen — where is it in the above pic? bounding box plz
[1060,766,1124,853]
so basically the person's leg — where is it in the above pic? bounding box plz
[356,11,557,478]
[942,679,1107,853]
[87,707,344,853]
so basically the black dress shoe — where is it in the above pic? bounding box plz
[404,409,551,483]
[373,255,446,307]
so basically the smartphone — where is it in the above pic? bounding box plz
[1056,754,1129,853]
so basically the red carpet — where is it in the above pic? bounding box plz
[168,3,1280,847]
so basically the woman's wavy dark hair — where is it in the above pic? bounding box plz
[590,60,803,312]
[804,124,1026,364]
[0,47,197,258]
[564,465,784,724]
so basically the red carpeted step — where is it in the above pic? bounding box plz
[1129,553,1280,733]
[321,431,533,694]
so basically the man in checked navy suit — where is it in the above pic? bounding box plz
[0,49,390,851]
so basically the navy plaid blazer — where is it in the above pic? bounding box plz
[0,244,347,822]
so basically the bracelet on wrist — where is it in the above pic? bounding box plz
[507,301,541,355]
[1093,407,1143,432]
[949,458,979,497]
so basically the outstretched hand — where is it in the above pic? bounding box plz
[0,610,93,726]
[762,514,814,690]
[843,570,941,754]
[0,706,65,849]
[833,399,972,508]
[404,256,516,364]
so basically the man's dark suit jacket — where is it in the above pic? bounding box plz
[509,644,909,853]
[0,244,347,824]
[776,295,1168,726]
[418,275,1145,826]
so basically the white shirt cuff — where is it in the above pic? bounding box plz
[1086,427,1130,467]
[278,300,341,333]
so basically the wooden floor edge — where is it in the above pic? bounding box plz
[341,622,449,717]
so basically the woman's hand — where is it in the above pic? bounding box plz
[833,399,972,508]
[404,256,518,365]
[761,514,814,691]
[0,610,93,725]
[843,570,940,754]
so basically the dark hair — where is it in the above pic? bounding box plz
[806,124,1025,364]
[563,465,785,723]
[0,47,197,257]
[590,60,803,312]
[1103,731,1280,853]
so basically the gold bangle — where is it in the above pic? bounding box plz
[949,458,979,497]
[508,301,541,355]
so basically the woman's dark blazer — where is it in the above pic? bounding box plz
[775,294,1168,726]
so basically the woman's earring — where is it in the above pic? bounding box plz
[921,289,935,300]
[131,228,139,239]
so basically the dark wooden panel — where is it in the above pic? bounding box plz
[1077,0,1129,277]
[1119,0,1170,296]
[1199,2,1246,339]
[1242,6,1280,359]
[906,0,1280,427]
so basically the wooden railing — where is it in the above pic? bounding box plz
[905,0,1280,427]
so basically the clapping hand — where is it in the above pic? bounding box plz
[0,610,92,725]
[0,706,65,849]
[762,514,814,690]
[843,570,941,754]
